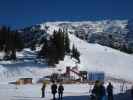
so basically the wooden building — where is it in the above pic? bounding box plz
[16,78,32,85]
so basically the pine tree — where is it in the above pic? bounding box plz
[39,29,71,66]
[52,29,65,60]
[64,32,70,54]
[75,48,80,63]
[47,38,59,65]
[0,26,24,60]
[39,36,59,66]
[39,39,49,58]
[0,26,6,50]
[71,44,80,63]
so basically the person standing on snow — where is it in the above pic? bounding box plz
[131,85,133,100]
[58,83,64,100]
[51,81,57,100]
[107,82,113,100]
[91,81,101,100]
[41,81,47,98]
[99,82,106,100]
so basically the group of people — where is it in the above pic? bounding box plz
[91,81,113,100]
[41,81,64,100]
[41,80,133,100]
[41,80,113,100]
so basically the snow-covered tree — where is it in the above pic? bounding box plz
[71,44,80,63]
[0,26,24,60]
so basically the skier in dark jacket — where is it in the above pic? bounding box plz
[107,82,113,100]
[51,81,57,100]
[58,83,64,100]
[41,82,47,98]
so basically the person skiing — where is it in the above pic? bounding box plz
[41,81,47,98]
[107,82,113,100]
[51,81,57,100]
[58,83,64,100]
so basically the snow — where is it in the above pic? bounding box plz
[0,34,133,82]
[68,34,133,81]
[40,20,128,35]
[0,21,133,99]
[39,21,133,81]
[0,83,89,100]
[0,82,132,100]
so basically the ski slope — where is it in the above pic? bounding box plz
[40,21,133,82]
[59,34,133,81]
[0,34,133,82]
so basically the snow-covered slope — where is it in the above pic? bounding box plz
[20,20,133,54]
[40,20,128,34]
[22,20,133,53]
[0,34,133,82]
[1,20,133,82]
[38,20,133,81]
[59,34,133,81]
[0,49,60,82]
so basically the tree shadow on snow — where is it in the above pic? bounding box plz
[62,90,132,100]
[1,60,48,68]
[13,95,90,100]
[12,96,41,100]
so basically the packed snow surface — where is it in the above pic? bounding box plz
[0,82,132,100]
[68,34,133,81]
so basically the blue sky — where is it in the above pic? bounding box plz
[0,0,133,29]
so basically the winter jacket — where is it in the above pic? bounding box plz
[41,83,46,90]
[100,85,106,97]
[51,84,57,94]
[58,85,64,93]
[107,84,113,95]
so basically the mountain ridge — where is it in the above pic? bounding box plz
[19,19,133,53]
